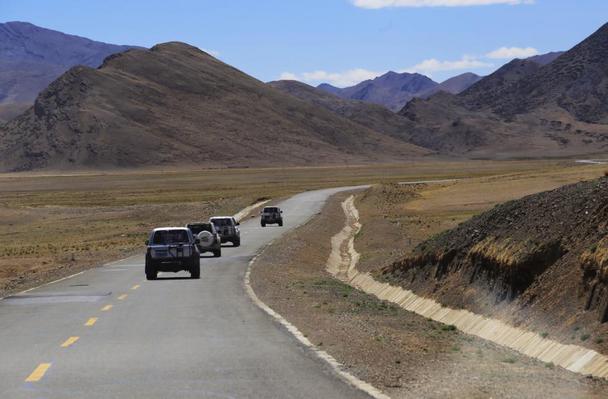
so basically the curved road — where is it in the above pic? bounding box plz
[0,187,371,399]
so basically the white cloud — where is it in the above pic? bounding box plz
[403,55,492,76]
[352,0,533,8]
[202,48,220,57]
[486,46,539,59]
[279,68,381,87]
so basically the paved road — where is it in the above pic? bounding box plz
[0,187,371,399]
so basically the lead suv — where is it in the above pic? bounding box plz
[261,206,283,227]
[187,222,221,257]
[145,227,201,280]
[210,216,241,247]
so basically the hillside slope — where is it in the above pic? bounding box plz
[0,21,134,122]
[0,43,429,171]
[317,71,438,111]
[268,80,421,143]
[400,23,608,157]
[381,177,608,343]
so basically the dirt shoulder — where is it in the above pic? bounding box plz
[250,191,608,398]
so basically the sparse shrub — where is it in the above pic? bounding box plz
[540,332,549,338]
[604,170,608,177]
[502,357,517,364]
[545,362,555,369]
[595,337,604,344]
[581,334,591,341]
[442,324,457,332]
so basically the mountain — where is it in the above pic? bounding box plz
[0,43,429,171]
[527,51,565,66]
[417,72,482,99]
[0,21,135,122]
[317,71,438,112]
[400,23,608,157]
[268,80,420,143]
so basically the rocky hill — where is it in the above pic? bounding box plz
[317,71,438,111]
[0,21,134,122]
[268,80,420,143]
[0,43,429,171]
[381,176,608,342]
[400,23,608,157]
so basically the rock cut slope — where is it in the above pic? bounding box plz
[0,43,429,171]
[381,177,608,345]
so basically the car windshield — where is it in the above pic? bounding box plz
[152,230,190,244]
[188,224,212,234]
[212,218,233,227]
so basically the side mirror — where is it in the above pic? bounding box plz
[195,238,200,244]
[280,210,283,213]
[236,222,240,226]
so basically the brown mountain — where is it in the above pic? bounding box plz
[400,23,608,157]
[0,21,135,122]
[268,79,420,143]
[317,71,438,112]
[0,43,429,172]
[417,72,482,99]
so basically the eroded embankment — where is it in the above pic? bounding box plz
[327,195,608,379]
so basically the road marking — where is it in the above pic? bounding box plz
[60,336,79,348]
[25,363,51,382]
[117,294,128,300]
[101,304,113,311]
[131,284,140,290]
[84,317,98,326]
[244,242,391,399]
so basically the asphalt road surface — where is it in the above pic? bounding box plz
[0,187,372,399]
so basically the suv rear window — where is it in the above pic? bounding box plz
[211,218,233,227]
[264,207,279,213]
[152,230,190,244]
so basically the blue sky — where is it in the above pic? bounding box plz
[2,0,607,85]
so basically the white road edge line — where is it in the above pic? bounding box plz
[244,242,391,399]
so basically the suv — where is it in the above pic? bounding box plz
[187,222,221,257]
[145,227,201,280]
[210,216,240,247]
[261,206,283,227]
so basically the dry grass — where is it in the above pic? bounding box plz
[0,159,602,296]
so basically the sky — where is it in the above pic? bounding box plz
[2,0,607,86]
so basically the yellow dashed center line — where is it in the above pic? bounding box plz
[84,317,98,327]
[60,336,79,348]
[131,284,140,290]
[101,304,113,311]
[117,294,128,300]
[25,363,51,382]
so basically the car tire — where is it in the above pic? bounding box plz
[213,249,221,257]
[145,260,157,280]
[261,221,266,227]
[278,220,283,227]
[190,258,201,279]
[233,238,240,247]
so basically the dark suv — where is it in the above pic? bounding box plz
[261,206,283,227]
[145,227,201,280]
[210,216,241,247]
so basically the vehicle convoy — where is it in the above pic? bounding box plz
[145,227,201,280]
[187,222,222,257]
[260,206,283,227]
[210,216,241,247]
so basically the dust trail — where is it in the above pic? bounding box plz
[327,195,608,380]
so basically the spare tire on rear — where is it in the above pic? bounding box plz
[197,231,214,248]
